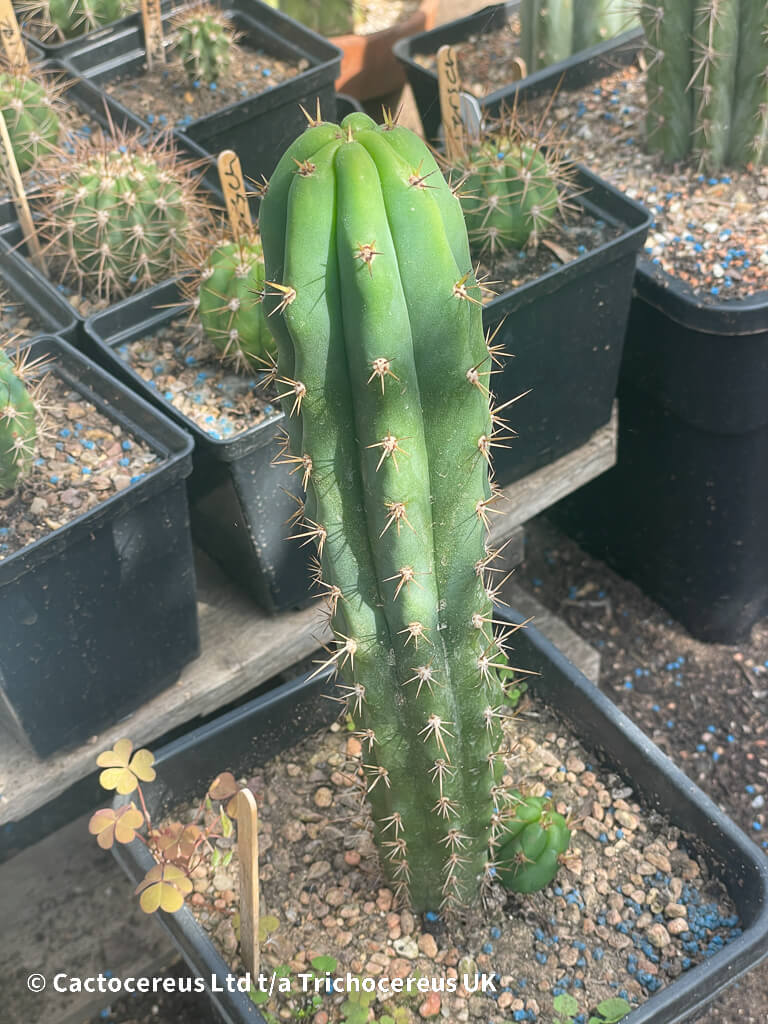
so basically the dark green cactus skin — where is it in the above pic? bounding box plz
[277,0,355,36]
[43,149,193,301]
[458,136,560,255]
[496,793,571,893]
[0,71,60,174]
[176,8,233,84]
[46,0,130,38]
[260,113,519,912]
[0,349,37,494]
[641,0,768,170]
[522,0,633,71]
[198,235,276,371]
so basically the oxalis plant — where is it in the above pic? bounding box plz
[639,0,768,170]
[259,110,571,913]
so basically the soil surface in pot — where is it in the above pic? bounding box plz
[157,693,739,1023]
[523,63,768,302]
[118,319,279,440]
[0,284,43,342]
[414,15,521,98]
[0,367,160,559]
[104,44,308,134]
[346,0,421,35]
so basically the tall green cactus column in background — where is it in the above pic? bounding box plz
[522,0,633,71]
[260,113,532,912]
[640,0,768,170]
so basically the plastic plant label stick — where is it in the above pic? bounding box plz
[140,0,165,70]
[236,787,260,977]
[0,110,46,273]
[0,0,28,71]
[217,149,253,239]
[437,44,465,162]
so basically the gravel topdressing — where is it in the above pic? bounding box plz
[166,691,741,1024]
[414,17,522,98]
[0,285,42,344]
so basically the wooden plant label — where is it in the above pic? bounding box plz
[0,111,46,274]
[217,150,253,240]
[509,56,527,82]
[140,0,165,70]
[236,787,260,977]
[0,0,29,71]
[436,44,465,163]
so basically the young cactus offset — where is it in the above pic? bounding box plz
[640,0,768,170]
[196,234,276,372]
[261,111,569,911]
[17,0,134,42]
[0,347,38,493]
[174,5,236,84]
[0,64,61,173]
[36,132,211,301]
[522,0,635,72]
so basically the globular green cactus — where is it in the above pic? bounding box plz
[37,132,211,301]
[0,66,60,173]
[196,234,276,372]
[17,0,134,42]
[455,131,563,257]
[640,0,768,170]
[522,0,635,72]
[0,347,38,494]
[174,5,235,85]
[496,793,571,893]
[261,111,569,911]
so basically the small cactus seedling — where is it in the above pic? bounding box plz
[0,344,47,494]
[16,0,134,42]
[35,130,212,301]
[0,63,61,173]
[194,233,276,372]
[522,0,635,72]
[260,110,570,911]
[173,4,236,85]
[639,0,768,170]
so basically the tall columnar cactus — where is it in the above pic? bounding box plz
[0,66,61,173]
[174,5,235,85]
[17,0,134,41]
[196,234,276,372]
[640,0,768,170]
[522,0,635,71]
[261,112,568,911]
[275,0,355,36]
[37,133,210,301]
[0,348,37,494]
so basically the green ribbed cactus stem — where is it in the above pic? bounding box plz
[37,134,209,301]
[197,234,276,372]
[522,0,634,71]
[0,67,60,173]
[174,5,235,84]
[496,793,571,893]
[640,0,767,170]
[276,0,355,36]
[456,134,562,257]
[0,348,37,494]
[260,111,535,912]
[27,0,133,40]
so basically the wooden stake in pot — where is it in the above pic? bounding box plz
[0,111,46,273]
[217,149,253,240]
[236,787,260,977]
[436,44,465,163]
[0,0,28,71]
[140,0,165,70]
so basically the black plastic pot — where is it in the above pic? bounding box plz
[85,281,313,613]
[110,606,768,1024]
[482,164,649,486]
[20,8,150,59]
[0,233,77,344]
[0,335,199,758]
[61,0,342,182]
[393,1,642,142]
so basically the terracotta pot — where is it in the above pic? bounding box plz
[332,0,439,100]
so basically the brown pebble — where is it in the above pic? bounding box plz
[344,850,361,867]
[647,922,671,948]
[313,787,333,808]
[419,932,438,958]
[419,992,441,1018]
[668,918,689,936]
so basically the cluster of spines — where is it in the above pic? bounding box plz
[0,62,62,174]
[16,0,134,42]
[640,0,768,170]
[0,343,49,494]
[260,107,559,913]
[173,4,236,85]
[35,128,213,302]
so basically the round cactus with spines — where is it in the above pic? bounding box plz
[37,133,211,301]
[640,0,768,170]
[16,0,134,42]
[196,234,276,372]
[0,347,38,494]
[174,5,235,84]
[496,793,571,893]
[0,66,60,173]
[260,111,570,912]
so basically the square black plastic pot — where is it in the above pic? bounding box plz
[482,164,649,486]
[0,335,199,758]
[393,1,643,142]
[61,0,341,182]
[20,7,155,59]
[110,606,768,1024]
[0,231,77,344]
[84,281,313,614]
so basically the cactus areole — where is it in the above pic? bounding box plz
[260,113,569,912]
